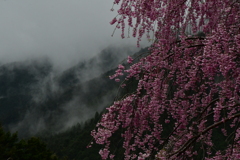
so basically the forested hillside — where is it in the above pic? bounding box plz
[0,124,59,160]
[0,45,144,138]
[0,45,149,159]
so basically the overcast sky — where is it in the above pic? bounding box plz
[0,0,148,70]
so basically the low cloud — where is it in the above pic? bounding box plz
[5,44,141,137]
[0,0,149,71]
[0,0,150,137]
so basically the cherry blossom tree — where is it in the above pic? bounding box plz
[91,0,240,159]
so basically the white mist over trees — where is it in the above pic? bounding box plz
[0,44,142,138]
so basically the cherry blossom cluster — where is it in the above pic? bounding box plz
[91,0,240,159]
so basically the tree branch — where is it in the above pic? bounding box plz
[168,112,240,157]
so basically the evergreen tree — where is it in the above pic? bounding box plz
[0,124,58,160]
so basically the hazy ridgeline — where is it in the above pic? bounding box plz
[0,45,144,138]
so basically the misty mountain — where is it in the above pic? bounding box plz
[57,45,138,88]
[0,58,53,126]
[0,45,147,138]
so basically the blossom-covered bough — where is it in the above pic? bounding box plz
[91,0,240,159]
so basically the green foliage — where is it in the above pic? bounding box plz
[41,112,126,160]
[0,125,18,160]
[0,124,58,160]
[41,112,103,160]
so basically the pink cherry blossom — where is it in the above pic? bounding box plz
[91,0,240,159]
